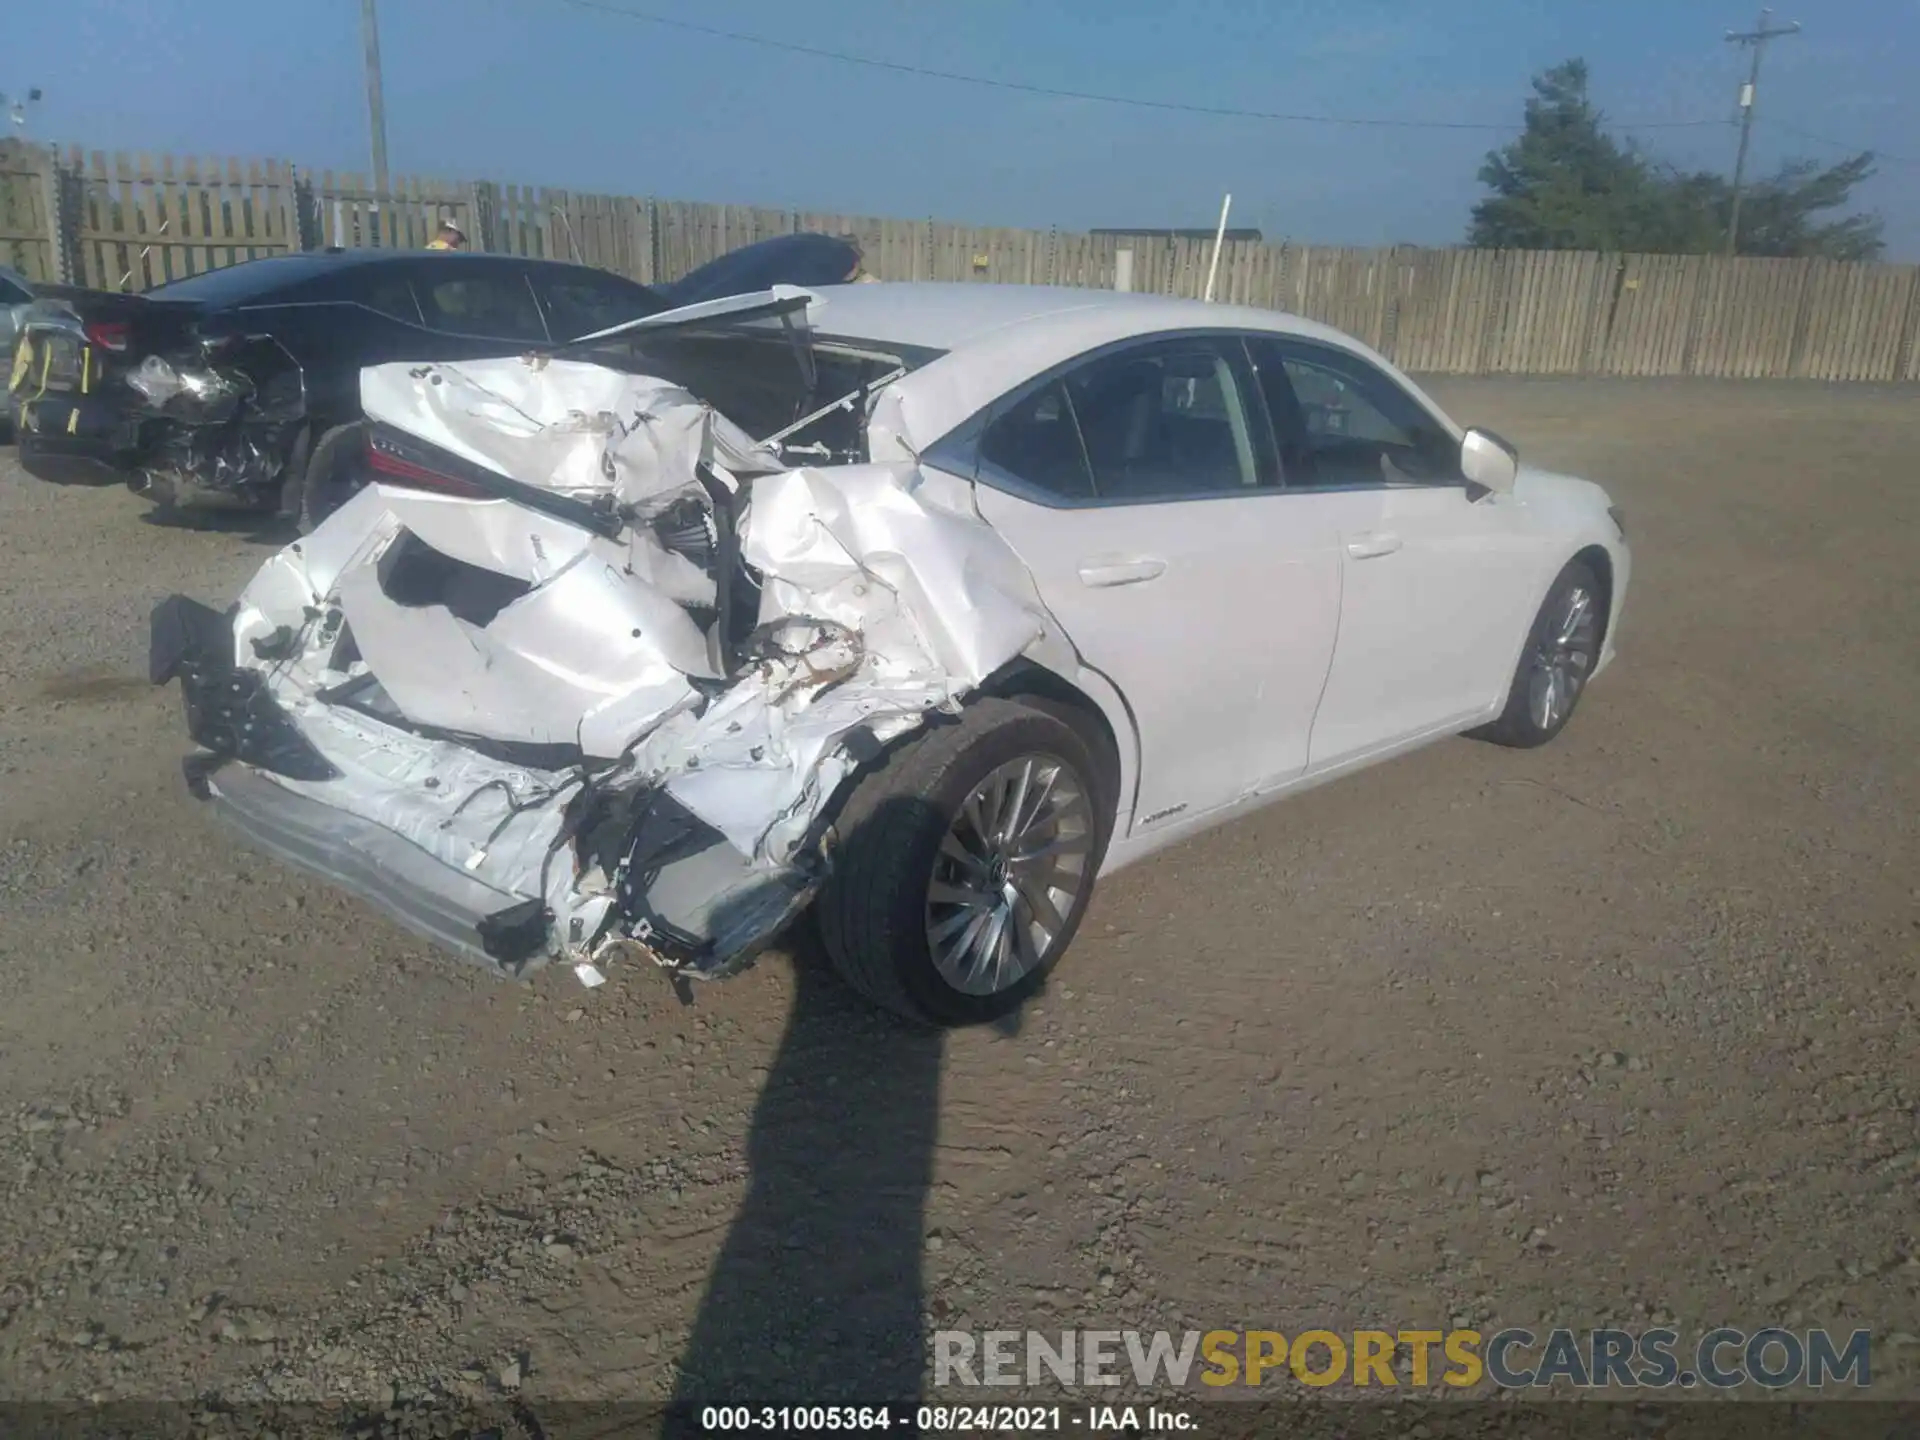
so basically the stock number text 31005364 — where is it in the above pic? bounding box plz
[698,1406,1070,1431]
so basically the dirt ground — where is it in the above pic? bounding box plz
[0,379,1916,1417]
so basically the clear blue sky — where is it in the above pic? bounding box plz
[8,0,1916,256]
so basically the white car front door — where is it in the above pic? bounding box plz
[1248,338,1545,768]
[964,335,1345,834]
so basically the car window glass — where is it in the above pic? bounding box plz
[367,279,422,325]
[0,276,30,305]
[979,379,1095,501]
[540,276,653,341]
[350,275,421,324]
[1063,341,1259,499]
[417,272,548,342]
[1256,340,1459,488]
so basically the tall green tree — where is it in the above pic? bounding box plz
[1469,60,1885,259]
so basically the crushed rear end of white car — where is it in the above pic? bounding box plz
[148,307,1054,989]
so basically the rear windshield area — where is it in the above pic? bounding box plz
[588,329,944,461]
[146,255,349,305]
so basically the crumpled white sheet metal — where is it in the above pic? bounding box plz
[221,356,1061,970]
[379,488,598,587]
[743,465,1048,689]
[334,544,710,749]
[358,358,776,506]
[635,463,1050,865]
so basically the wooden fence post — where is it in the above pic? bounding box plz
[290,168,321,252]
[467,181,498,254]
[41,145,79,284]
[1891,264,1920,385]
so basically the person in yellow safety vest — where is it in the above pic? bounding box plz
[426,219,467,251]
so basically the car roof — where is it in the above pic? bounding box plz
[803,281,1357,354]
[819,282,1434,454]
[143,248,652,305]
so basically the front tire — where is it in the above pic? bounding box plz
[816,698,1114,1026]
[1476,558,1604,749]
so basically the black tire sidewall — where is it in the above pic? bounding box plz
[1497,559,1601,746]
[856,706,1113,1026]
[297,421,368,534]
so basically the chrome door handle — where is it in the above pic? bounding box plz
[1345,531,1403,559]
[1077,558,1167,588]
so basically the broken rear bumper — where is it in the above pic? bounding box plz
[150,593,552,976]
[149,592,821,984]
[199,762,545,974]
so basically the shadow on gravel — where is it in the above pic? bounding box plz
[664,917,947,1421]
[12,446,126,487]
[138,506,297,546]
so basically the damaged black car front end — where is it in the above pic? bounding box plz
[10,279,315,508]
[10,250,674,520]
[121,333,310,506]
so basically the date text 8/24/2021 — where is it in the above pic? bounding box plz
[697,1406,1194,1432]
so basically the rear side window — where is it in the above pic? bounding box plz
[979,380,1095,501]
[0,274,31,306]
[415,272,548,343]
[1062,339,1264,499]
[359,275,423,325]
[539,274,656,341]
[291,267,422,323]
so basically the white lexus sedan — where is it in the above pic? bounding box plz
[149,283,1630,1026]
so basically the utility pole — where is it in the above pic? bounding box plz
[361,0,391,196]
[1723,8,1800,255]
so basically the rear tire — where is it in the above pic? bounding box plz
[816,697,1114,1026]
[294,421,368,534]
[1475,558,1604,749]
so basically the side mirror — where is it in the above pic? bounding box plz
[1460,426,1519,496]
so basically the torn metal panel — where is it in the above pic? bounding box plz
[357,357,776,506]
[154,344,1062,985]
[126,335,310,498]
[332,538,709,749]
[564,284,817,347]
[742,464,1049,688]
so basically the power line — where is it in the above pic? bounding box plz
[1769,119,1916,166]
[541,0,1730,134]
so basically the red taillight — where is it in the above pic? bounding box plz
[84,321,131,352]
[366,438,489,498]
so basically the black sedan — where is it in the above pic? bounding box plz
[7,234,860,529]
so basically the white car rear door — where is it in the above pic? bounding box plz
[964,335,1345,834]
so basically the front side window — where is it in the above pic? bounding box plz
[415,271,549,343]
[1251,339,1459,488]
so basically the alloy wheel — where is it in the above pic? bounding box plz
[925,754,1094,996]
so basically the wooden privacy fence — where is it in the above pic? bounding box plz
[5,142,1919,383]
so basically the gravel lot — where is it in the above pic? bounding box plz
[0,379,1916,1416]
